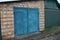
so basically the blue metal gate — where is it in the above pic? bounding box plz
[14,7,39,36]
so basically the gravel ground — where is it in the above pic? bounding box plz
[41,32,60,40]
[8,31,60,40]
[20,31,60,40]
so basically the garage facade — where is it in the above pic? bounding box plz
[0,0,44,40]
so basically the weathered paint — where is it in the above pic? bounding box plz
[14,7,28,36]
[14,7,39,36]
[28,8,39,33]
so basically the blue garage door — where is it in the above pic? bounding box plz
[14,7,39,36]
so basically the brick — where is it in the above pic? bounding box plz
[40,21,44,24]
[40,16,44,18]
[1,1,44,39]
[2,27,14,30]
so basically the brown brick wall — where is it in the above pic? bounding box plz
[0,1,44,40]
[1,5,14,40]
